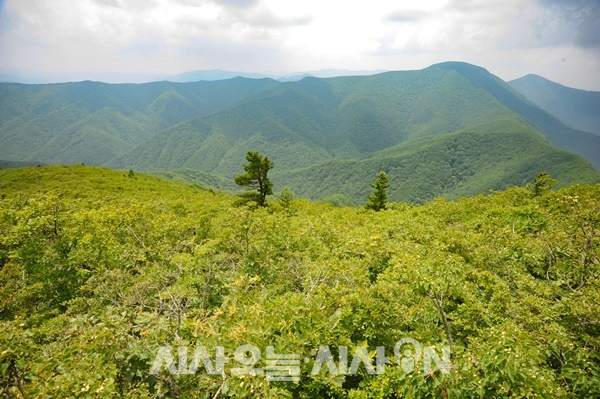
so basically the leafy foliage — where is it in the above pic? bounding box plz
[1,165,599,397]
[278,187,295,215]
[365,171,389,211]
[234,151,274,207]
[527,172,557,196]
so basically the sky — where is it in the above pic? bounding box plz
[0,0,599,89]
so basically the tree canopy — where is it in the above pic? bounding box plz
[365,171,390,211]
[528,171,558,196]
[1,165,599,398]
[234,151,274,207]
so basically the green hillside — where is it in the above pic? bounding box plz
[1,165,599,397]
[107,63,599,203]
[2,62,599,205]
[152,168,240,193]
[0,78,279,165]
[108,65,521,173]
[429,63,600,171]
[510,74,600,135]
[276,119,599,204]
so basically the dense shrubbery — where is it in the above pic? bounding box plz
[1,165,599,398]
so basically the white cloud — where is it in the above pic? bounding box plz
[0,0,598,89]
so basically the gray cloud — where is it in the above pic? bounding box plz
[444,0,490,12]
[1,0,599,90]
[176,35,282,70]
[249,11,313,28]
[90,0,160,11]
[213,0,260,8]
[385,9,427,23]
[536,0,600,48]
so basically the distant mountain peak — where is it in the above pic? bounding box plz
[427,61,491,73]
[168,70,271,82]
[510,74,600,135]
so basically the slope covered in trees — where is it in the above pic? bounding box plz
[509,74,600,136]
[274,119,599,204]
[106,62,600,174]
[1,62,599,204]
[0,78,279,165]
[1,165,599,397]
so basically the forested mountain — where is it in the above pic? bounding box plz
[0,78,278,165]
[510,74,600,135]
[107,62,599,203]
[0,159,43,168]
[168,69,272,82]
[276,120,598,204]
[1,62,599,203]
[1,165,599,397]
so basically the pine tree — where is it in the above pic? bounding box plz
[280,187,293,207]
[234,151,274,207]
[527,172,557,196]
[279,187,295,215]
[365,171,389,211]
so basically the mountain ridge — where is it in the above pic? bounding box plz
[0,78,279,165]
[0,68,389,85]
[1,62,599,204]
[429,63,600,170]
[509,74,600,136]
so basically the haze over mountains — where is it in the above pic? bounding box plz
[0,68,387,85]
[509,74,600,136]
[1,61,598,204]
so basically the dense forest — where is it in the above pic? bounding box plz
[1,165,599,398]
[2,62,599,205]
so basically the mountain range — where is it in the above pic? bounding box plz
[1,62,599,204]
[0,68,387,85]
[509,74,600,136]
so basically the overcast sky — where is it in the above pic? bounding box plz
[1,0,599,89]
